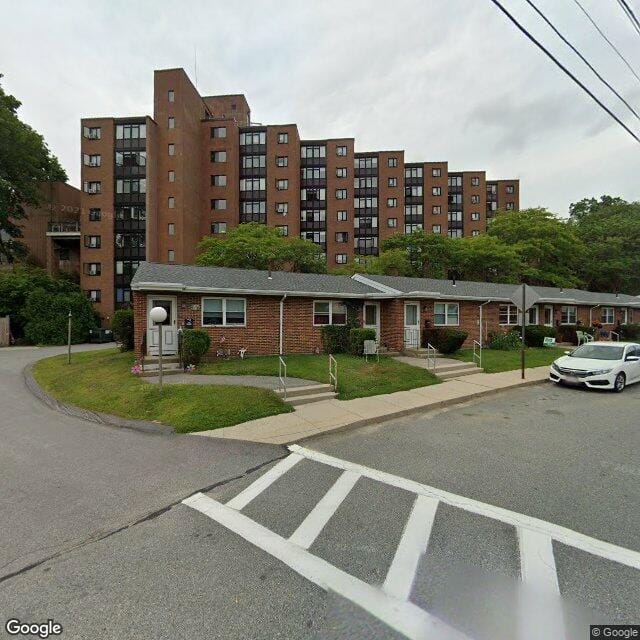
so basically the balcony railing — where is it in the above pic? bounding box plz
[47,221,80,233]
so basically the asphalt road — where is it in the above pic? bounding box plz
[1,346,639,639]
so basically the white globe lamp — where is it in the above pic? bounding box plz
[150,306,168,324]
[149,306,168,389]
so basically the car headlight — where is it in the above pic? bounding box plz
[551,362,561,372]
[586,368,612,376]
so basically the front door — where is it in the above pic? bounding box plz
[404,302,420,348]
[543,305,554,327]
[147,296,178,355]
[363,302,380,340]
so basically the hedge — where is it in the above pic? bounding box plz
[348,328,376,356]
[111,309,134,351]
[321,325,350,353]
[619,323,640,340]
[488,330,522,351]
[423,327,468,354]
[513,325,557,347]
[181,329,211,365]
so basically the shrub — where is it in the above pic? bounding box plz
[489,330,522,351]
[619,323,640,340]
[513,325,557,347]
[348,328,376,356]
[181,329,211,365]
[111,309,134,351]
[423,327,468,354]
[321,325,350,353]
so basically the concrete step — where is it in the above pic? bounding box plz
[275,383,333,399]
[433,361,481,373]
[139,367,184,378]
[288,391,338,407]
[142,356,180,364]
[437,366,482,380]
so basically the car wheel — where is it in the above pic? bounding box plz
[613,372,626,393]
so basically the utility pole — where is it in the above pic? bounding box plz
[67,311,72,364]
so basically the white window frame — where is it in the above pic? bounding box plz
[312,300,347,327]
[434,302,459,327]
[201,297,247,327]
[543,304,554,326]
[622,308,629,324]
[526,306,539,326]
[601,307,614,324]
[499,304,520,326]
[561,305,577,325]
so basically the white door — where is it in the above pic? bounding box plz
[147,296,178,355]
[404,302,420,348]
[363,302,380,340]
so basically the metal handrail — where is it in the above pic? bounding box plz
[278,356,287,401]
[610,331,620,342]
[473,340,483,369]
[329,354,338,392]
[425,342,437,372]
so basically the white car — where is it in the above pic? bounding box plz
[550,341,640,392]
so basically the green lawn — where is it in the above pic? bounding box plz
[32,349,291,433]
[199,353,440,400]
[450,346,567,373]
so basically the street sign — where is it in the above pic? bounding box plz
[510,284,541,311]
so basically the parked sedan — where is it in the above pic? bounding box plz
[549,341,640,392]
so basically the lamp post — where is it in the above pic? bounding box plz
[150,306,168,390]
[67,311,72,364]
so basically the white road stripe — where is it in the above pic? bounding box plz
[288,470,360,549]
[518,528,560,593]
[289,445,640,571]
[183,492,470,640]
[226,453,302,511]
[383,494,439,601]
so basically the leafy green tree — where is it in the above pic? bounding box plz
[568,195,627,222]
[382,230,454,278]
[487,208,585,287]
[196,223,325,273]
[0,74,66,263]
[451,235,522,283]
[365,248,414,276]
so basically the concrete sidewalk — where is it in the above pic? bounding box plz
[194,366,550,445]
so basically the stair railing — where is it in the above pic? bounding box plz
[278,356,287,401]
[610,331,620,342]
[329,354,338,392]
[473,340,483,369]
[425,342,437,372]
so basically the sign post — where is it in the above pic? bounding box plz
[509,284,541,380]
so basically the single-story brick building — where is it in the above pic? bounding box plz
[130,262,640,359]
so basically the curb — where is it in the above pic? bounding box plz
[23,363,175,436]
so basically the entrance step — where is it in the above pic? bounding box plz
[275,383,333,399]
[435,363,482,380]
[287,391,338,407]
[142,355,180,364]
[139,361,183,377]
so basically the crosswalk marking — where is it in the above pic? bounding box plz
[183,492,470,640]
[382,494,439,601]
[288,470,361,549]
[518,528,560,593]
[226,453,303,511]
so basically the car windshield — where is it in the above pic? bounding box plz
[569,344,625,360]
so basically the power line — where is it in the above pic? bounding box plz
[488,0,640,145]
[616,0,640,36]
[571,0,640,85]
[524,0,640,123]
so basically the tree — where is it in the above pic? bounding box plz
[0,75,67,263]
[568,195,627,222]
[196,223,325,273]
[487,208,585,287]
[366,248,414,277]
[382,231,454,278]
[450,235,522,283]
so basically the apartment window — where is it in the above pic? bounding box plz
[471,195,480,204]
[471,212,480,221]
[211,126,226,138]
[432,205,441,215]
[387,198,397,208]
[506,202,515,211]
[301,145,326,159]
[335,254,347,264]
[115,123,146,140]
[86,290,101,303]
[276,156,288,167]
[405,204,423,216]
[242,155,266,169]
[405,186,422,197]
[335,232,348,243]
[336,146,347,157]
[88,208,101,222]
[432,224,441,234]
[337,211,347,222]
[240,131,266,146]
[471,177,480,187]
[432,186,442,196]
[168,250,175,262]
[336,189,347,200]
[506,185,515,194]
[84,235,101,248]
[168,144,175,156]
[404,167,422,179]
[434,303,459,326]
[499,304,520,325]
[354,156,378,169]
[561,305,577,325]
[276,225,288,236]
[116,178,146,194]
[405,223,423,234]
[202,297,246,326]
[242,201,266,215]
[115,151,146,168]
[83,262,101,276]
[388,177,397,188]
[83,126,101,140]
[212,175,227,187]
[276,179,289,190]
[313,301,347,326]
[168,170,175,182]
[84,181,101,194]
[601,307,615,324]
[212,199,227,210]
[83,154,101,167]
[240,178,266,192]
[388,157,398,168]
[211,151,227,163]
[168,223,175,236]
[472,230,480,237]
[448,176,463,187]
[354,176,378,189]
[277,132,288,144]
[168,117,175,129]
[354,197,378,209]
[211,222,227,234]
[168,90,175,102]
[276,202,288,215]
[432,167,441,177]
[449,229,463,238]
[388,218,398,228]
[336,167,347,178]
[168,197,175,209]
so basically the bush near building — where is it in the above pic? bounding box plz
[181,329,211,365]
[619,323,640,340]
[423,328,468,354]
[111,309,134,351]
[348,328,376,356]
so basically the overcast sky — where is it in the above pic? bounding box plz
[2,0,639,215]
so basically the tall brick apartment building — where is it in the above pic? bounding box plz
[80,68,520,323]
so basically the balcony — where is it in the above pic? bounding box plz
[46,221,80,236]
